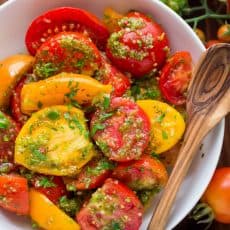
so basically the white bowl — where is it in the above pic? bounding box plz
[0,0,224,229]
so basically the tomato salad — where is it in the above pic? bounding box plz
[0,6,192,230]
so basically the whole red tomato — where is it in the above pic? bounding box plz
[201,167,230,224]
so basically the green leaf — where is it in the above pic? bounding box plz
[91,123,105,136]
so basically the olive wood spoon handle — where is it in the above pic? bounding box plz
[148,43,230,230]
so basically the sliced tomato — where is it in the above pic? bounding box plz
[34,32,102,79]
[91,97,150,162]
[76,178,143,230]
[159,51,192,105]
[0,112,19,164]
[10,75,29,127]
[112,154,168,190]
[106,11,169,77]
[31,175,67,204]
[96,60,131,97]
[0,174,29,215]
[25,7,110,55]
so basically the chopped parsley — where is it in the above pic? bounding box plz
[162,130,168,140]
[156,113,166,123]
[64,112,85,135]
[30,148,47,165]
[46,110,60,120]
[0,111,10,129]
[96,141,109,153]
[34,62,58,78]
[151,152,160,160]
[59,195,80,217]
[37,177,56,188]
[103,96,110,110]
[91,123,105,136]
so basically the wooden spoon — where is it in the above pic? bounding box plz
[148,43,230,230]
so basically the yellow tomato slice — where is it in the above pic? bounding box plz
[15,105,95,176]
[21,73,112,114]
[137,100,185,154]
[0,54,35,109]
[30,189,80,230]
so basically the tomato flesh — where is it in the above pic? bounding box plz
[0,112,19,164]
[159,51,192,105]
[31,176,67,204]
[34,32,102,79]
[0,174,29,215]
[106,12,169,77]
[91,97,150,162]
[25,7,110,55]
[112,154,168,190]
[76,178,143,230]
[71,157,114,190]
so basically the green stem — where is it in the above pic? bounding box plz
[186,13,230,23]
[182,6,205,15]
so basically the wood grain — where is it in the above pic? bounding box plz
[149,44,230,230]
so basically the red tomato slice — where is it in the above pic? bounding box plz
[106,11,169,77]
[34,32,102,79]
[112,154,168,190]
[76,178,143,230]
[10,76,29,127]
[25,7,110,55]
[91,97,150,162]
[96,60,131,97]
[71,157,114,190]
[0,174,29,215]
[159,51,192,105]
[31,176,67,204]
[0,112,20,164]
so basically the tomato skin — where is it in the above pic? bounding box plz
[205,40,221,48]
[112,154,168,190]
[25,7,110,55]
[217,24,230,42]
[96,60,131,97]
[76,178,143,230]
[31,176,67,204]
[201,168,230,224]
[71,158,114,190]
[106,11,169,77]
[10,76,29,127]
[34,32,102,79]
[159,51,192,105]
[91,97,151,162]
[0,112,20,164]
[0,174,29,215]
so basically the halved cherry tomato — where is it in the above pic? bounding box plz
[112,154,168,190]
[10,75,29,127]
[217,24,230,42]
[0,174,29,215]
[91,97,150,162]
[76,178,143,230]
[96,60,131,97]
[31,176,67,204]
[205,40,222,49]
[106,11,169,77]
[0,112,19,164]
[70,157,114,190]
[25,7,110,55]
[159,51,192,105]
[201,167,230,224]
[34,32,102,79]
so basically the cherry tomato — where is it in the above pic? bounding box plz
[205,40,222,49]
[91,97,150,162]
[96,60,131,97]
[10,75,29,127]
[25,7,110,55]
[159,51,192,105]
[106,11,169,77]
[217,24,230,42]
[194,28,206,43]
[31,175,67,204]
[201,167,230,224]
[112,154,168,190]
[34,32,102,79]
[70,157,114,190]
[0,112,19,164]
[0,174,29,215]
[76,178,143,230]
